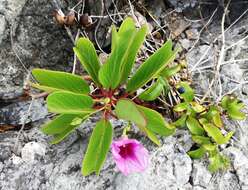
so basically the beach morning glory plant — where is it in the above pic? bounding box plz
[31,17,179,176]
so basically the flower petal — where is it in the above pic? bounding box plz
[111,138,149,175]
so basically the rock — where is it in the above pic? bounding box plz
[166,13,190,38]
[219,172,241,190]
[192,160,212,188]
[21,142,46,163]
[224,147,248,189]
[185,29,199,40]
[133,11,153,33]
[11,154,23,165]
[0,0,74,101]
[0,15,6,43]
[180,39,191,50]
[221,63,244,95]
[165,0,198,13]
[0,122,194,190]
[0,98,48,125]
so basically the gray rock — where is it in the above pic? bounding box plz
[219,172,241,190]
[21,142,46,163]
[165,0,198,12]
[224,147,248,189]
[0,98,48,125]
[0,0,74,101]
[192,160,212,188]
[0,122,194,190]
[180,39,191,50]
[0,15,6,43]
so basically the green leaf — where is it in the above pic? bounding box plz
[202,144,217,151]
[126,40,179,93]
[221,96,229,109]
[139,77,165,101]
[42,114,79,134]
[192,135,211,145]
[50,124,79,144]
[221,96,246,120]
[32,69,89,94]
[174,102,189,112]
[229,100,245,120]
[188,146,206,159]
[160,64,181,78]
[47,91,95,114]
[190,102,205,113]
[177,82,194,102]
[138,105,175,136]
[202,106,222,128]
[98,17,138,89]
[48,114,89,144]
[82,119,113,176]
[115,99,161,145]
[73,38,101,86]
[186,116,205,135]
[111,26,118,51]
[119,25,148,84]
[136,124,161,146]
[173,115,187,128]
[115,99,146,127]
[208,153,230,172]
[202,123,234,144]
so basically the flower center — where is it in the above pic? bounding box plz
[119,143,134,159]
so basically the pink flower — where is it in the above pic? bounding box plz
[111,138,149,175]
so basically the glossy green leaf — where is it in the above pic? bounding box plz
[82,119,113,176]
[190,102,205,113]
[202,106,222,128]
[127,40,179,93]
[221,96,229,109]
[98,18,141,89]
[47,91,94,114]
[137,124,161,146]
[138,105,175,136]
[188,146,206,159]
[115,99,146,126]
[202,144,217,151]
[120,25,148,84]
[186,116,205,135]
[192,135,211,145]
[173,115,187,128]
[42,114,79,134]
[228,100,245,120]
[202,123,234,144]
[221,96,246,120]
[139,77,165,101]
[174,102,189,112]
[50,124,79,144]
[115,99,160,145]
[160,64,181,78]
[199,118,208,125]
[177,82,194,102]
[73,38,101,86]
[111,26,118,51]
[32,69,89,94]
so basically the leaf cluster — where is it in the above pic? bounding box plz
[173,83,245,172]
[31,17,179,176]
